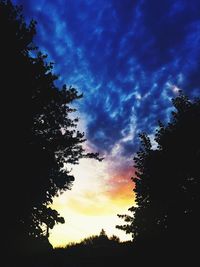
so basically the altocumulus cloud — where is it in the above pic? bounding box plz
[13,0,200,157]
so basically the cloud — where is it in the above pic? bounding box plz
[50,156,134,246]
[13,0,200,157]
[11,0,200,247]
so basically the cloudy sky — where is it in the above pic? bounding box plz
[13,0,200,247]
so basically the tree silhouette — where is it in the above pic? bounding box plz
[76,229,119,248]
[0,0,100,256]
[117,93,200,260]
[55,230,124,267]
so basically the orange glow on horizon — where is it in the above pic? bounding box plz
[49,158,135,247]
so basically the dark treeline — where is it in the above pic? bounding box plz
[23,229,134,267]
[117,93,200,265]
[1,1,199,266]
[1,1,100,266]
[52,230,133,267]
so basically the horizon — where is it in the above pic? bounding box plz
[12,0,200,247]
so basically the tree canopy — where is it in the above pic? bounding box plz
[117,93,200,260]
[0,0,100,255]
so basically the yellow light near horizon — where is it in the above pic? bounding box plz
[49,158,134,248]
[49,206,132,248]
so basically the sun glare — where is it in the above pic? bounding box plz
[49,158,133,247]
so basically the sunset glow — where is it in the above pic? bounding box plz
[12,0,200,248]
[49,157,134,247]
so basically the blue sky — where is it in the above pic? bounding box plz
[13,0,200,156]
[12,0,200,245]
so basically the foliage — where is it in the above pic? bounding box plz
[0,0,100,254]
[52,230,131,267]
[117,93,200,250]
[75,229,120,247]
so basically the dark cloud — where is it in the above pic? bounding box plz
[13,0,200,156]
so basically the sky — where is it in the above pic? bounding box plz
[13,0,200,247]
